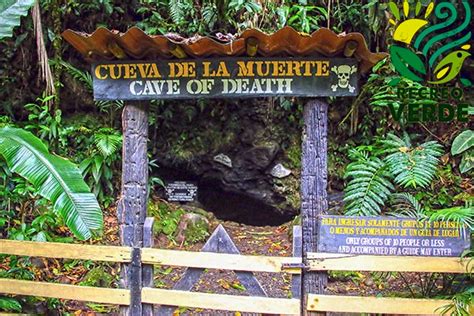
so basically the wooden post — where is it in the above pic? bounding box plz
[291,225,302,299]
[301,99,328,315]
[143,217,155,316]
[117,103,149,315]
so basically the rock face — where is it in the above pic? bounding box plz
[151,99,302,220]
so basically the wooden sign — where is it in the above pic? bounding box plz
[165,181,197,202]
[318,215,470,257]
[92,57,359,100]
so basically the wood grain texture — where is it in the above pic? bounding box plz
[301,99,329,314]
[307,295,456,314]
[142,217,154,316]
[308,253,471,273]
[143,288,300,315]
[292,225,302,299]
[0,279,130,305]
[141,247,300,273]
[0,239,131,262]
[117,103,149,315]
[117,104,149,244]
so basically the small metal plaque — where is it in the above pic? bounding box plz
[165,181,198,202]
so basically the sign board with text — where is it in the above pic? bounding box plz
[92,57,359,100]
[165,181,198,202]
[318,215,470,257]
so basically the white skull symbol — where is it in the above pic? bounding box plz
[336,65,352,88]
[331,65,357,92]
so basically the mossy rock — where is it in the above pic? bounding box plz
[81,267,114,287]
[175,213,210,244]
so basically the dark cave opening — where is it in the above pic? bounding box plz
[154,167,294,226]
[197,178,294,226]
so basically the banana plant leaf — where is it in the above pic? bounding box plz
[0,0,35,40]
[0,127,103,240]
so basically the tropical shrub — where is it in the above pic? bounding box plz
[0,0,35,40]
[0,126,103,240]
[451,130,474,174]
[344,132,443,216]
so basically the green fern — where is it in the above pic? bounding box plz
[57,60,93,90]
[381,133,443,189]
[169,0,194,25]
[202,3,218,30]
[388,192,426,219]
[343,149,394,216]
[428,206,474,231]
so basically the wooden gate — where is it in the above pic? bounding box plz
[2,26,471,316]
[1,225,471,315]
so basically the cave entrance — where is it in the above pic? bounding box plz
[156,166,293,226]
[198,178,293,226]
[64,25,382,314]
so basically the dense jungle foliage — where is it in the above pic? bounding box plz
[0,0,472,314]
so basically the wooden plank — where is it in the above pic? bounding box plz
[0,239,131,263]
[0,279,130,305]
[142,217,154,316]
[301,99,329,313]
[141,247,301,273]
[291,225,302,299]
[308,253,470,273]
[142,288,300,315]
[307,295,455,314]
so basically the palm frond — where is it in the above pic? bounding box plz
[94,129,122,158]
[0,127,103,240]
[428,206,474,231]
[344,154,394,216]
[58,60,93,90]
[381,133,443,188]
[388,192,427,219]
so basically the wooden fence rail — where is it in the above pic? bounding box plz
[307,252,471,273]
[1,240,131,263]
[0,239,301,315]
[142,288,300,314]
[142,247,301,273]
[306,295,453,314]
[1,238,472,315]
[0,279,130,305]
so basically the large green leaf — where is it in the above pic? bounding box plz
[0,127,103,240]
[452,130,474,156]
[459,150,473,174]
[0,0,35,40]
